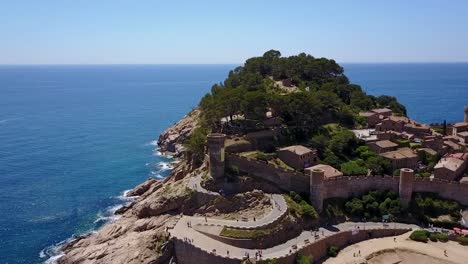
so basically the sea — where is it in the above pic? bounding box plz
[0,63,467,264]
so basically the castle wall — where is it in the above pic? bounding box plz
[224,154,468,208]
[263,228,410,264]
[226,153,309,194]
[323,176,400,199]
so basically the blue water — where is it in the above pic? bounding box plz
[344,63,468,124]
[0,63,467,264]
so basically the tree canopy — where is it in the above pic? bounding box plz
[198,50,406,134]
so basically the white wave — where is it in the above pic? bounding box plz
[40,236,75,263]
[150,171,165,179]
[147,140,158,146]
[157,161,173,171]
[94,206,122,225]
[118,189,139,201]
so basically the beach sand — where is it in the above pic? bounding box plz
[323,232,466,264]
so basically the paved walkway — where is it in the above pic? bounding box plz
[173,175,416,261]
[170,216,415,261]
[187,174,288,229]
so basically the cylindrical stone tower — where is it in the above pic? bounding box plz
[310,168,325,213]
[464,106,468,123]
[207,133,226,179]
[399,168,414,206]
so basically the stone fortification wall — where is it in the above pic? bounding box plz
[226,153,309,194]
[413,177,468,204]
[226,153,468,206]
[262,228,410,264]
[172,228,410,264]
[323,176,400,198]
[172,238,240,264]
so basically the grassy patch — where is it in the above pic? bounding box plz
[220,227,272,239]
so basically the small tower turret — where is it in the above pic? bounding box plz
[309,168,325,212]
[207,133,226,179]
[399,168,414,206]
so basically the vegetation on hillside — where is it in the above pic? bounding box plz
[324,191,463,225]
[285,191,318,219]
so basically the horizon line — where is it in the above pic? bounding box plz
[1,61,468,66]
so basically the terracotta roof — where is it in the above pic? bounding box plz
[359,112,376,117]
[460,177,468,184]
[387,116,410,123]
[380,147,418,160]
[374,140,398,149]
[434,157,465,172]
[418,148,438,156]
[447,153,468,161]
[279,145,314,156]
[372,108,392,114]
[453,122,468,128]
[305,164,343,178]
[444,140,461,150]
[458,131,468,137]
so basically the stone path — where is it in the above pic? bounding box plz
[170,215,416,261]
[172,175,416,262]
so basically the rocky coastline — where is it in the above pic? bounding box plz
[56,111,200,264]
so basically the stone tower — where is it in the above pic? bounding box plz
[399,168,414,206]
[207,133,226,179]
[464,106,468,123]
[309,168,325,212]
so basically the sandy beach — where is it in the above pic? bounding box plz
[324,231,467,264]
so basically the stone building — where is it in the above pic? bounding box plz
[359,111,380,127]
[403,123,431,138]
[277,145,318,170]
[434,156,467,181]
[380,147,419,170]
[376,116,408,133]
[371,108,392,117]
[452,122,468,136]
[457,131,468,144]
[305,164,343,179]
[422,135,446,155]
[367,140,398,154]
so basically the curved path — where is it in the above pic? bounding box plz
[187,174,288,229]
[170,218,416,261]
[172,175,417,262]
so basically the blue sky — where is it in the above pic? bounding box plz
[1,0,467,64]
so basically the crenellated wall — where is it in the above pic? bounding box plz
[225,153,468,207]
[323,175,400,198]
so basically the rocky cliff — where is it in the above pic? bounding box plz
[57,160,195,264]
[157,109,200,156]
[57,110,202,264]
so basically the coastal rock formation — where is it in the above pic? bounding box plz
[57,160,197,264]
[157,109,200,155]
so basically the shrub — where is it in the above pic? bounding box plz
[327,246,340,257]
[341,160,367,176]
[435,232,449,242]
[295,254,312,264]
[409,230,430,243]
[429,233,438,242]
[456,236,468,245]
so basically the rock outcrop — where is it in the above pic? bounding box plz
[157,109,200,156]
[57,160,197,264]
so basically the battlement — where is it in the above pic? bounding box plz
[224,153,468,211]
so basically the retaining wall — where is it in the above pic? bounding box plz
[172,228,410,264]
